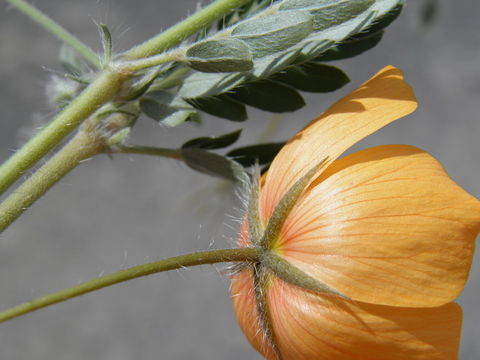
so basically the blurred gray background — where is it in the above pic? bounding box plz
[0,0,479,359]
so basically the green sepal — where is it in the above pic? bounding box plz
[273,63,350,93]
[186,38,254,73]
[252,265,282,359]
[181,129,242,150]
[227,142,285,167]
[262,252,347,297]
[181,148,248,182]
[187,95,247,122]
[260,158,328,250]
[248,166,263,244]
[227,80,305,113]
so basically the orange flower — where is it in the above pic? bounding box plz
[231,66,480,360]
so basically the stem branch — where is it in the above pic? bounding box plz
[0,0,252,225]
[0,69,123,197]
[6,0,100,68]
[126,0,251,59]
[0,247,260,323]
[0,127,106,233]
[124,52,183,72]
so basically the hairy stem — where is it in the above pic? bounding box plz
[0,0,250,199]
[6,0,100,68]
[0,126,106,233]
[0,69,123,197]
[124,51,183,72]
[0,0,253,225]
[126,0,251,59]
[0,247,260,323]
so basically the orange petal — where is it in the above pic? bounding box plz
[268,279,462,360]
[260,66,418,222]
[279,145,480,307]
[230,269,277,360]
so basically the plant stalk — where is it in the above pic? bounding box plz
[0,0,251,200]
[124,52,183,72]
[0,127,106,233]
[6,0,100,68]
[0,247,260,323]
[0,69,123,197]
[126,0,251,59]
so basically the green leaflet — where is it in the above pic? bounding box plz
[187,95,247,122]
[280,0,375,31]
[181,148,248,182]
[185,39,253,73]
[273,63,350,92]
[176,0,403,127]
[227,142,286,167]
[179,72,247,98]
[182,129,242,150]
[231,11,313,58]
[316,31,383,61]
[140,90,198,127]
[259,158,328,250]
[180,0,403,101]
[227,80,305,113]
[252,48,303,78]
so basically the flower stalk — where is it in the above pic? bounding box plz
[0,247,261,323]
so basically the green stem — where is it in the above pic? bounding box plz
[0,128,105,233]
[126,0,251,59]
[0,247,260,323]
[6,0,101,68]
[124,51,183,72]
[116,145,182,160]
[0,0,251,219]
[0,0,249,198]
[0,69,123,197]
